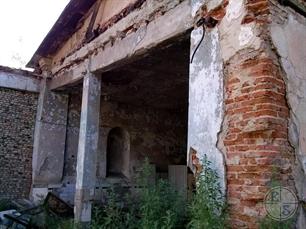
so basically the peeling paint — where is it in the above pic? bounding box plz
[226,0,244,21]
[270,7,306,223]
[188,26,225,191]
[219,0,261,62]
[32,78,68,187]
[239,25,254,46]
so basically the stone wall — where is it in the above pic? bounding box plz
[57,93,187,203]
[0,88,38,199]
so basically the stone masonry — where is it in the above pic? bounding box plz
[0,88,38,199]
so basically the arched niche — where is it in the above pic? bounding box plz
[106,127,130,178]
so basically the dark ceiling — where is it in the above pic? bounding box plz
[101,35,190,111]
[63,35,190,111]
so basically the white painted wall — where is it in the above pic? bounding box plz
[188,25,225,190]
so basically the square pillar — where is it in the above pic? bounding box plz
[32,76,68,199]
[74,72,101,223]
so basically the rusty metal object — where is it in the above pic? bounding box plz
[44,193,74,218]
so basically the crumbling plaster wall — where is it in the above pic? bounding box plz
[191,0,300,227]
[0,88,38,199]
[57,94,187,203]
[32,80,69,188]
[270,2,306,225]
[188,23,225,191]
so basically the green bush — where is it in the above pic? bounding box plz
[91,156,227,229]
[137,158,186,229]
[91,158,185,229]
[91,189,136,229]
[187,155,228,229]
[0,199,13,211]
[258,168,296,229]
[258,217,294,229]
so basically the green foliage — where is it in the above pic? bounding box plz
[91,158,185,229]
[91,189,134,229]
[187,155,228,229]
[0,199,13,211]
[137,158,186,229]
[20,156,227,228]
[57,219,80,229]
[258,217,294,229]
[258,167,296,229]
[91,156,227,229]
[270,167,282,188]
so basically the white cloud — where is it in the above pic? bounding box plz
[0,0,69,69]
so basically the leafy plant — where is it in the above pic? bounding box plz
[90,156,228,229]
[258,217,294,229]
[0,199,13,211]
[91,158,185,229]
[258,168,296,229]
[187,155,228,229]
[91,189,127,229]
[137,158,186,229]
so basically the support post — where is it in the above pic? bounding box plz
[32,73,68,201]
[74,72,101,223]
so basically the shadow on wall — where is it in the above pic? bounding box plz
[106,127,130,179]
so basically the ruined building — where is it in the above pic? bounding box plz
[0,0,306,228]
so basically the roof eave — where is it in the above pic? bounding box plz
[26,0,96,69]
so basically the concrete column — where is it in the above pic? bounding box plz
[74,72,101,223]
[187,0,226,192]
[32,76,68,199]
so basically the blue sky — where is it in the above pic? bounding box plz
[0,0,69,69]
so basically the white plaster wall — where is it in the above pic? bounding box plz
[270,8,306,227]
[188,26,225,190]
[218,0,261,62]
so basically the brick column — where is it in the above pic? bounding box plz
[74,72,101,223]
[191,0,296,227]
[218,0,295,227]
[224,55,294,227]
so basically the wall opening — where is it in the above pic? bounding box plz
[100,34,190,187]
[106,127,130,178]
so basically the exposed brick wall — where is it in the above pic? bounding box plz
[212,0,297,227]
[64,94,187,179]
[0,88,38,199]
[223,52,295,227]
